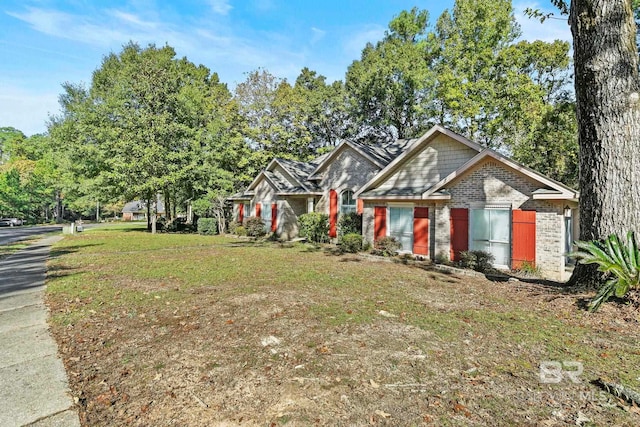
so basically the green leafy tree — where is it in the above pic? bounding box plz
[294,68,353,150]
[0,127,26,164]
[50,42,247,230]
[346,8,437,140]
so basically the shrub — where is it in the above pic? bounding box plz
[571,231,640,312]
[435,251,450,265]
[338,212,362,236]
[235,226,247,236]
[163,218,193,233]
[197,218,217,235]
[244,216,266,238]
[339,233,363,253]
[372,236,402,257]
[459,250,495,272]
[228,220,240,234]
[298,212,329,243]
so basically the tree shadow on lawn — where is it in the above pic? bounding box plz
[49,243,103,259]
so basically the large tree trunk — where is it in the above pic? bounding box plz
[568,0,640,287]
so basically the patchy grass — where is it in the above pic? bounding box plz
[46,227,640,426]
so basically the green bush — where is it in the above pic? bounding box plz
[235,226,247,236]
[228,220,240,234]
[197,218,217,235]
[338,212,362,236]
[571,231,640,312]
[298,212,329,243]
[245,216,266,238]
[435,251,451,265]
[339,233,363,253]
[372,236,402,257]
[459,250,495,272]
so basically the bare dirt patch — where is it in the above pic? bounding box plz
[46,231,640,426]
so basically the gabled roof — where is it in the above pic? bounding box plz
[275,158,321,192]
[245,157,322,196]
[356,125,483,197]
[356,125,579,201]
[308,140,385,179]
[421,149,579,200]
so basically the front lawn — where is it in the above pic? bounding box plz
[46,226,640,426]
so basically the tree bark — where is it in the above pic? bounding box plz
[146,197,152,232]
[568,0,640,287]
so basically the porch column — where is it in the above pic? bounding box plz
[307,197,314,213]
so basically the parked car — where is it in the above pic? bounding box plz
[0,218,23,227]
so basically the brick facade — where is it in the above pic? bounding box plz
[235,126,577,281]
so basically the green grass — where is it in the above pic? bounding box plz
[45,226,640,425]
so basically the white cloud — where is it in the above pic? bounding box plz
[343,25,385,59]
[0,86,59,136]
[208,0,232,15]
[310,27,326,44]
[514,2,571,44]
[108,10,159,29]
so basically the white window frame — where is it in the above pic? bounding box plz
[261,200,272,232]
[469,205,512,269]
[340,190,356,215]
[387,204,414,253]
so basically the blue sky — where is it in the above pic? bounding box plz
[0,0,570,136]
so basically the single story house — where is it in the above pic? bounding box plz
[231,125,579,280]
[122,199,165,221]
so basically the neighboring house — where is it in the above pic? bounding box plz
[231,125,579,280]
[122,199,166,221]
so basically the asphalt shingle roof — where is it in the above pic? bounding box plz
[237,137,415,197]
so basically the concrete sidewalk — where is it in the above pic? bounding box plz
[0,235,80,427]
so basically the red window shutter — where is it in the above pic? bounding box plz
[329,189,338,238]
[374,206,387,241]
[271,203,278,233]
[255,203,261,218]
[238,203,244,223]
[512,210,536,269]
[413,207,429,256]
[356,199,364,215]
[450,208,468,262]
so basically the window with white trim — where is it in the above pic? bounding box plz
[340,190,356,214]
[389,206,413,252]
[261,201,272,232]
[470,208,511,267]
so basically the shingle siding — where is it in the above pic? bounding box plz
[377,135,477,193]
[252,180,276,214]
[317,147,380,215]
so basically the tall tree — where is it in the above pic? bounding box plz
[567,0,640,286]
[50,42,246,229]
[0,127,25,164]
[293,68,353,150]
[346,8,437,140]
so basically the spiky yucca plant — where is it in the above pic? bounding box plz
[570,231,640,312]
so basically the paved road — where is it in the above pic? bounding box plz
[0,235,80,427]
[0,225,63,246]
